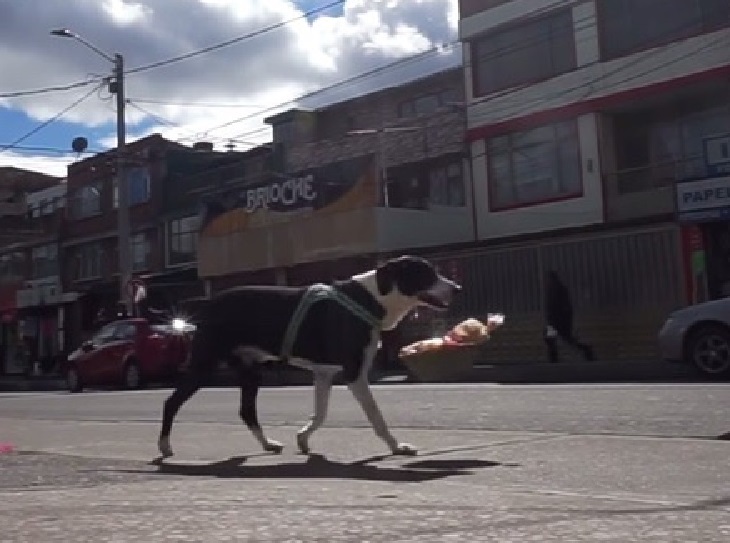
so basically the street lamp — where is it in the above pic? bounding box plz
[51,28,132,315]
[348,126,419,207]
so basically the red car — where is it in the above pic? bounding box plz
[64,317,194,393]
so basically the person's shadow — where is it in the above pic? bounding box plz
[113,453,506,484]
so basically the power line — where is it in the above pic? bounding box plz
[0,1,343,100]
[125,97,266,109]
[0,82,104,154]
[125,0,346,76]
[0,78,102,99]
[126,100,180,128]
[199,5,600,140]
[200,41,462,139]
[0,144,100,155]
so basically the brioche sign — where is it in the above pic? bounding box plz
[245,174,317,213]
[199,154,378,237]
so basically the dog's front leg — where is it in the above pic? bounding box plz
[296,371,334,454]
[347,378,417,456]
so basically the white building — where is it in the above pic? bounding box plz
[454,0,730,360]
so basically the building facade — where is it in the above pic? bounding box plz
[60,134,212,345]
[197,67,472,291]
[0,168,63,375]
[458,0,730,360]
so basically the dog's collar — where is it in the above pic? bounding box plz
[281,283,382,359]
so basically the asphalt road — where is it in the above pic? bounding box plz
[1,383,729,541]
[1,382,728,438]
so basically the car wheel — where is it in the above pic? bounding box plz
[66,366,83,393]
[123,360,143,390]
[686,324,730,379]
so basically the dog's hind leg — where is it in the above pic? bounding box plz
[238,363,284,454]
[296,369,336,454]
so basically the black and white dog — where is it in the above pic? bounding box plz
[157,255,461,458]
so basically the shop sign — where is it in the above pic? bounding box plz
[676,175,730,222]
[244,174,317,213]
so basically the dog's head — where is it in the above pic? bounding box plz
[375,255,461,312]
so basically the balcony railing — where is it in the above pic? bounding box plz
[610,157,710,195]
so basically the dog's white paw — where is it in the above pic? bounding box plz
[392,442,418,456]
[296,432,310,455]
[158,437,174,458]
[264,439,284,454]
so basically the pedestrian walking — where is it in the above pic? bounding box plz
[544,270,595,363]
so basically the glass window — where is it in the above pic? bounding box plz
[613,98,730,192]
[31,244,59,279]
[413,94,440,116]
[168,215,199,266]
[113,168,150,208]
[598,0,730,60]
[0,252,25,278]
[488,120,582,210]
[70,183,102,219]
[76,242,103,280]
[114,322,137,341]
[92,323,118,346]
[472,9,576,97]
[130,232,150,272]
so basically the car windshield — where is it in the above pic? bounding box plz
[91,323,117,345]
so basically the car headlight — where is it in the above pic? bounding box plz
[171,318,189,332]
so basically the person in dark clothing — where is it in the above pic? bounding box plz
[544,270,595,363]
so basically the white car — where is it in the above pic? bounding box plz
[658,297,730,379]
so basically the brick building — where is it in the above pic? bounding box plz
[197,67,472,293]
[60,134,229,346]
[0,167,63,375]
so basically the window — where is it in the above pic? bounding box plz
[0,252,25,278]
[168,215,199,266]
[613,99,730,193]
[75,242,103,280]
[91,323,118,346]
[70,183,102,219]
[113,322,137,341]
[488,120,582,210]
[428,162,466,207]
[459,0,512,18]
[398,88,460,119]
[472,8,576,97]
[31,244,59,279]
[113,167,151,208]
[598,0,730,60]
[130,232,150,272]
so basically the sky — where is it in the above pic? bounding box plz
[0,0,461,178]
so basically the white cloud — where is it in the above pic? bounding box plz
[0,0,459,176]
[0,152,72,178]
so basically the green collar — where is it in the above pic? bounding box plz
[281,283,382,359]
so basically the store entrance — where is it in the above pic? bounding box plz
[704,221,730,299]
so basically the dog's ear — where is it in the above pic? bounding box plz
[376,261,395,295]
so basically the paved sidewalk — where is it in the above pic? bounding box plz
[1,418,728,541]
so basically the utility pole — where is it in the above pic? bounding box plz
[113,54,132,315]
[52,29,132,315]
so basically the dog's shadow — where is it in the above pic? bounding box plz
[115,453,504,483]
